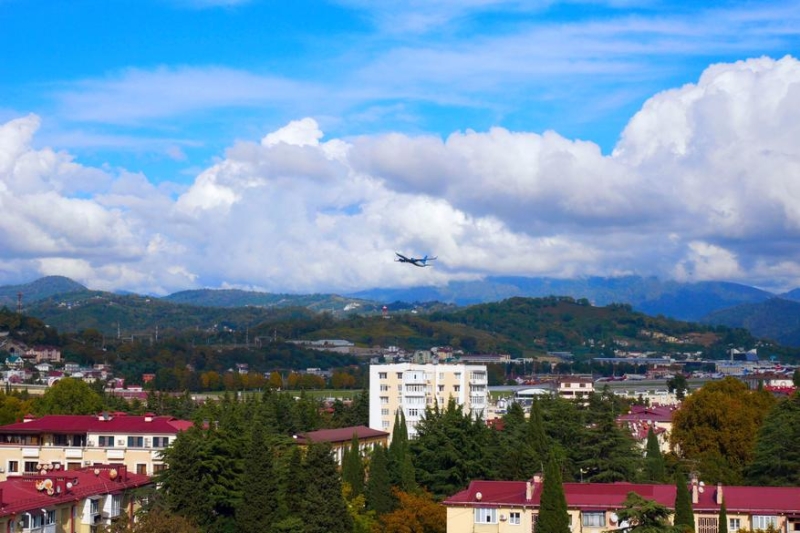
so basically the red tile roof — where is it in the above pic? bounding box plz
[293,425,389,445]
[0,465,152,517]
[0,414,191,435]
[444,480,800,515]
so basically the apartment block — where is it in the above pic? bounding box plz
[369,363,488,440]
[0,413,192,481]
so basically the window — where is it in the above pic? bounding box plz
[98,435,114,447]
[127,436,144,448]
[7,460,18,473]
[110,494,122,516]
[381,408,389,416]
[438,385,444,392]
[90,499,100,515]
[396,372,403,379]
[44,510,56,525]
[24,461,38,472]
[153,437,170,448]
[378,372,387,379]
[137,464,147,475]
[698,517,718,533]
[474,508,497,524]
[752,516,779,531]
[407,408,420,417]
[455,372,461,380]
[67,462,81,471]
[153,464,166,474]
[382,421,390,429]
[729,518,741,532]
[453,385,461,392]
[380,384,389,391]
[583,512,605,527]
[510,511,521,525]
[380,396,389,405]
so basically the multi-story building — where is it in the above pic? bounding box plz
[557,375,594,402]
[369,363,488,440]
[0,464,151,532]
[0,413,192,481]
[444,475,800,533]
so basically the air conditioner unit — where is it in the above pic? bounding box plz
[500,514,507,521]
[0,467,5,473]
[117,440,125,446]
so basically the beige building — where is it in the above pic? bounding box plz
[0,413,191,481]
[444,476,800,533]
[369,363,488,440]
[0,464,151,533]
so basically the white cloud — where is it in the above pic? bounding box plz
[4,56,800,294]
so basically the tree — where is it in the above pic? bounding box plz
[388,410,416,492]
[673,471,695,533]
[667,374,689,401]
[35,377,103,415]
[670,377,775,484]
[300,442,354,533]
[718,499,728,533]
[746,392,800,486]
[614,492,678,533]
[496,402,540,480]
[379,489,446,533]
[644,426,666,483]
[342,433,365,498]
[236,421,279,533]
[365,445,394,514]
[578,410,640,482]
[537,455,570,533]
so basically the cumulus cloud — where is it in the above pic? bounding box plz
[3,56,800,294]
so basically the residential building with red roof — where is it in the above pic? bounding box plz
[616,404,677,453]
[0,413,191,482]
[443,475,800,533]
[293,425,389,465]
[0,464,152,532]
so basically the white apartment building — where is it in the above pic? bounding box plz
[369,363,488,440]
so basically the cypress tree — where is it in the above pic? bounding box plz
[537,455,570,533]
[529,399,548,468]
[644,426,666,483]
[718,499,728,533]
[388,410,416,492]
[342,432,365,498]
[674,471,695,533]
[365,445,395,514]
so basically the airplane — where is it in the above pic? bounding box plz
[395,252,437,267]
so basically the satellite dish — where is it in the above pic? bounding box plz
[475,492,483,501]
[699,481,705,493]
[610,513,619,524]
[620,520,630,529]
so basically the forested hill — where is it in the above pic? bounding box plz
[703,297,800,347]
[0,276,87,308]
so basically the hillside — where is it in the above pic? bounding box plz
[702,297,800,347]
[163,288,380,313]
[0,276,87,309]
[350,276,774,321]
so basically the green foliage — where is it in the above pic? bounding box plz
[388,410,417,492]
[667,374,689,401]
[746,392,800,486]
[578,409,641,482]
[645,426,666,483]
[342,433,365,498]
[365,445,395,514]
[673,471,695,533]
[614,492,678,533]
[496,401,541,480]
[301,442,354,533]
[236,421,279,533]
[34,378,103,415]
[537,455,570,533]
[718,499,728,533]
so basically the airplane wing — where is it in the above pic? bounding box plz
[395,252,410,261]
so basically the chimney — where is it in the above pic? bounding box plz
[691,473,699,504]
[715,483,723,505]
[526,481,533,501]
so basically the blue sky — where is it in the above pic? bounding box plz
[1,0,800,295]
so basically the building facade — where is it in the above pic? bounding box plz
[0,413,191,482]
[0,464,151,533]
[369,363,488,440]
[444,476,800,533]
[293,425,390,465]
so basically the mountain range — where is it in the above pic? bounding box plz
[3,275,800,346]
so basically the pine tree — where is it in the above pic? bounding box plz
[644,426,666,483]
[746,392,800,486]
[674,471,695,533]
[529,399,549,468]
[365,445,395,514]
[342,432,365,498]
[537,455,570,533]
[718,499,728,533]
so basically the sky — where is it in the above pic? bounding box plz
[1,0,800,296]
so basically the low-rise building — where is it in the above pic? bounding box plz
[293,425,389,465]
[0,464,151,532]
[0,413,192,481]
[444,476,800,533]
